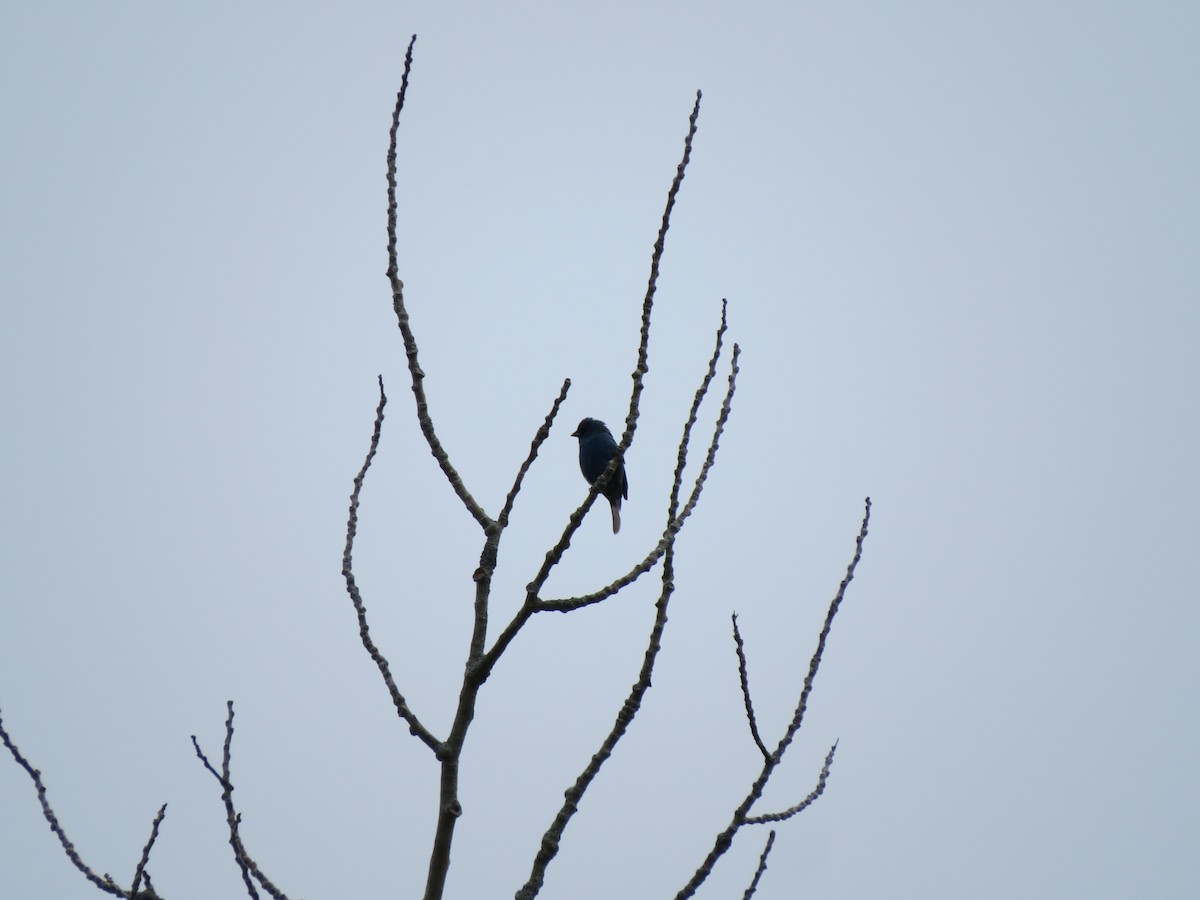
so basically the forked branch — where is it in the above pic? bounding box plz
[1,706,150,898]
[744,742,838,824]
[674,498,872,900]
[191,702,289,900]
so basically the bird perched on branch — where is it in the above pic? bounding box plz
[571,418,628,534]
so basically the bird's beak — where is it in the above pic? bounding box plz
[570,428,580,437]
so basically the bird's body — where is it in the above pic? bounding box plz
[571,418,628,534]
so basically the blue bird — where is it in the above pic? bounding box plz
[571,418,628,534]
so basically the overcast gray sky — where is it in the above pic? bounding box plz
[2,3,1197,899]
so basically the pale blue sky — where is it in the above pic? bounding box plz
[2,3,1198,898]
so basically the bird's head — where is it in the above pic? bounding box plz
[572,418,609,439]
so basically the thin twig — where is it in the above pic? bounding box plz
[0,707,129,897]
[620,90,704,449]
[129,803,167,899]
[190,734,225,785]
[732,614,770,760]
[772,499,870,767]
[667,299,727,516]
[741,831,776,900]
[341,375,443,754]
[745,742,838,824]
[496,378,572,530]
[218,702,255,899]
[385,33,491,529]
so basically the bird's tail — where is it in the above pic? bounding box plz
[610,501,621,534]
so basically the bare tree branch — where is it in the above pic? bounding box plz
[462,383,572,677]
[341,375,443,754]
[514,543,680,900]
[497,378,572,530]
[514,300,733,900]
[129,803,167,899]
[771,498,870,765]
[742,830,776,900]
[412,382,579,899]
[1,706,133,897]
[191,720,254,899]
[674,498,872,900]
[745,742,838,824]
[384,34,492,530]
[732,613,771,760]
[667,298,728,515]
[620,90,705,449]
[191,702,289,900]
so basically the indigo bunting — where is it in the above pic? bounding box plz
[571,418,628,534]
